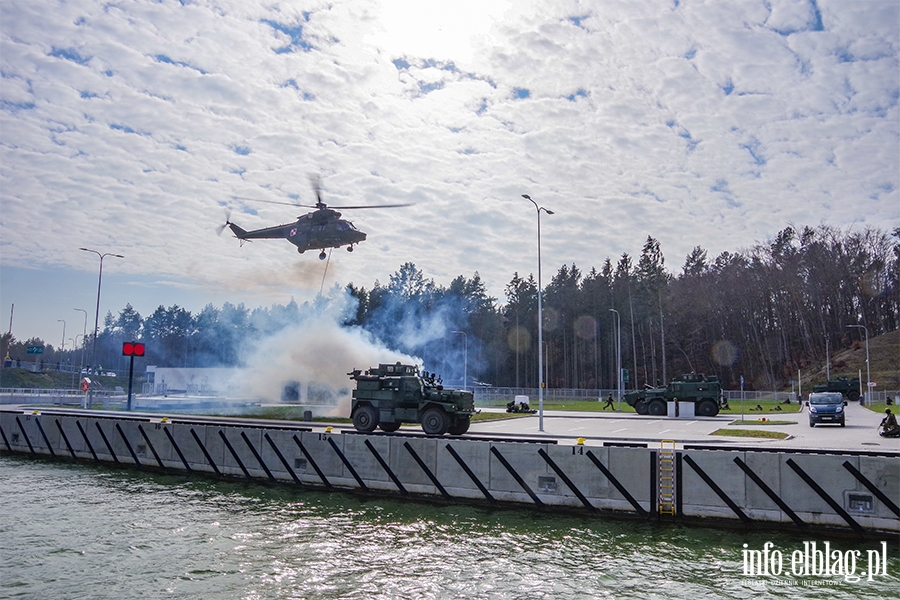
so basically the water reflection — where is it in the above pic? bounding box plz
[1,456,895,599]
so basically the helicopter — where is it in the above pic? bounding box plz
[218,178,410,260]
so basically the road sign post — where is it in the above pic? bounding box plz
[122,342,145,410]
[80,377,91,409]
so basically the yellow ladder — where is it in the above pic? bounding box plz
[658,440,676,515]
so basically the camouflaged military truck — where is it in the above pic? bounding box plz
[623,373,724,417]
[348,363,476,435]
[812,376,862,403]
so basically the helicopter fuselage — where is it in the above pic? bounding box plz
[228,207,367,255]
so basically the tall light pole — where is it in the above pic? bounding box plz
[57,319,66,354]
[846,324,870,405]
[452,330,467,392]
[68,337,77,385]
[80,248,124,408]
[74,308,88,380]
[610,309,622,411]
[522,194,554,431]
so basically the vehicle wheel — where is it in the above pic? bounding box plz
[635,402,649,415]
[840,420,845,427]
[352,405,378,432]
[697,399,719,417]
[648,400,666,416]
[848,390,860,402]
[809,421,815,428]
[421,407,449,435]
[448,416,470,436]
[379,421,401,432]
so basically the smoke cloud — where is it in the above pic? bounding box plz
[232,291,419,416]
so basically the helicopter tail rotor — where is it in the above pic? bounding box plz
[216,208,233,236]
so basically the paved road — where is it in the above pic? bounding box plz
[467,401,899,452]
[5,400,896,453]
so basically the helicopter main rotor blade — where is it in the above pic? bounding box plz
[231,196,304,208]
[310,174,324,206]
[326,203,413,210]
[231,195,411,210]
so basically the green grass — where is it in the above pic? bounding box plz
[0,368,82,389]
[729,419,796,426]
[863,402,896,416]
[711,428,790,439]
[723,399,801,414]
[540,400,637,412]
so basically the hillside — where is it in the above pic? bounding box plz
[801,329,899,392]
[0,369,80,390]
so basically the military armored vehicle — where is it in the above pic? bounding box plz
[812,376,861,403]
[348,363,476,435]
[623,373,724,417]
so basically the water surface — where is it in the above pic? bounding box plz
[1,455,896,599]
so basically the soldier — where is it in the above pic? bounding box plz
[603,394,614,410]
[879,409,899,437]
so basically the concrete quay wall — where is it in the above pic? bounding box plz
[2,409,897,536]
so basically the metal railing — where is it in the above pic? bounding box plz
[474,386,900,407]
[0,387,119,406]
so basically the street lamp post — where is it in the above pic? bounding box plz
[74,308,88,382]
[80,248,124,409]
[610,309,622,411]
[452,330,467,392]
[57,319,66,354]
[522,194,554,432]
[846,324,870,405]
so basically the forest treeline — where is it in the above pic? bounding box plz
[3,224,897,391]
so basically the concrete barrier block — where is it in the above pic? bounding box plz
[3,413,45,455]
[167,423,212,473]
[606,447,651,503]
[22,415,59,456]
[437,438,492,499]
[339,434,391,484]
[49,416,85,458]
[194,425,229,475]
[256,429,297,482]
[740,452,784,511]
[108,420,144,465]
[853,456,900,521]
[219,427,268,479]
[64,416,100,460]
[297,431,353,486]
[543,445,610,500]
[779,454,857,514]
[487,442,551,500]
[682,450,747,508]
[96,418,131,462]
[83,418,116,461]
[134,421,176,466]
[390,436,440,489]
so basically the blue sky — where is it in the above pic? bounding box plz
[1,0,898,347]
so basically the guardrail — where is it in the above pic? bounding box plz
[475,387,900,406]
[0,388,119,406]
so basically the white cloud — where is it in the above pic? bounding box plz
[1,0,897,344]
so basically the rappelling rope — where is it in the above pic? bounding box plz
[319,248,333,296]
